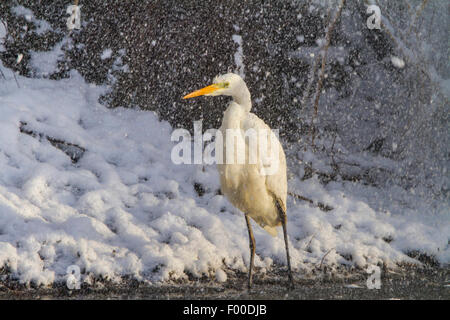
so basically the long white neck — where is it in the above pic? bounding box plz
[232,83,252,113]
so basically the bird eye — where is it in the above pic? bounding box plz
[216,81,229,89]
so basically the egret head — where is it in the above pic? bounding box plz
[183,73,245,99]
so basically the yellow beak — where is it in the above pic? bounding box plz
[183,84,219,99]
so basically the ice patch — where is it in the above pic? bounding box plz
[0,21,6,52]
[30,41,65,77]
[215,268,227,282]
[12,5,51,35]
[391,56,405,69]
[101,49,113,60]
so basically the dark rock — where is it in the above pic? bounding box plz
[19,121,86,163]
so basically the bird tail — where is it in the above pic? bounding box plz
[274,197,287,227]
[263,225,278,237]
[263,192,287,237]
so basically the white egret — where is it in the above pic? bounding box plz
[183,73,293,289]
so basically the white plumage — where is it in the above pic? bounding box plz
[183,73,293,289]
[218,102,287,237]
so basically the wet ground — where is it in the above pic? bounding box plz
[0,265,448,300]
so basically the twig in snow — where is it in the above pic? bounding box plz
[19,122,86,163]
[426,4,436,40]
[12,71,20,88]
[288,191,314,204]
[310,0,346,147]
[288,192,334,212]
[300,56,320,124]
[319,248,335,269]
[407,0,429,36]
[329,126,339,174]
[0,20,8,81]
[305,233,316,252]
[0,19,7,39]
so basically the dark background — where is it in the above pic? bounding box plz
[1,0,447,191]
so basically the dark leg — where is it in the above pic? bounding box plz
[278,206,294,288]
[245,214,256,290]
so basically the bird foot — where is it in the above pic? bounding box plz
[287,273,295,290]
[287,279,295,290]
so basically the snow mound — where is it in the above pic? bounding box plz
[0,63,448,286]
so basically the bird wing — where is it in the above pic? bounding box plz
[242,113,288,212]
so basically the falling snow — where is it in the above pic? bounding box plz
[0,1,448,286]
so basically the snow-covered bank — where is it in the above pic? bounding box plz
[0,64,448,286]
